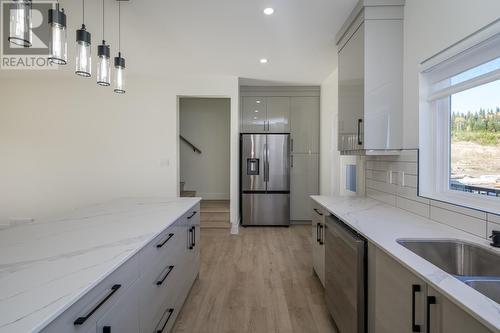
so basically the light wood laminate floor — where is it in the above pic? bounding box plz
[172,225,337,333]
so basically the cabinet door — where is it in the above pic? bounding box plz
[241,97,266,133]
[267,97,290,133]
[311,204,325,287]
[291,154,319,221]
[96,281,140,333]
[427,287,492,333]
[369,245,426,333]
[290,97,320,153]
[338,23,364,151]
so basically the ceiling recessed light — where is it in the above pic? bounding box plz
[254,116,258,120]
[260,58,268,64]
[255,110,259,113]
[256,100,261,104]
[264,7,274,15]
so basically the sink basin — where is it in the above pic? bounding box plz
[397,239,500,303]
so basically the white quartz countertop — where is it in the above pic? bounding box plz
[0,197,201,333]
[311,195,500,333]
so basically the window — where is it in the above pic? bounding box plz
[419,24,500,214]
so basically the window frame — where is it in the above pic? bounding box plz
[419,21,500,215]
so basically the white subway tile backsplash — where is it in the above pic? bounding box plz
[488,213,500,224]
[430,200,487,220]
[364,149,493,240]
[366,179,396,195]
[487,222,500,237]
[430,206,487,238]
[396,196,430,218]
[367,188,397,206]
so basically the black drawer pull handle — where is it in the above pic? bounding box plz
[187,211,197,219]
[412,285,421,332]
[426,296,436,333]
[192,226,196,248]
[313,208,323,216]
[319,225,324,245]
[74,284,121,326]
[156,308,175,333]
[156,233,174,248]
[156,266,175,286]
[103,327,111,333]
[316,223,321,243]
[188,227,194,250]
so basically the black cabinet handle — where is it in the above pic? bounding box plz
[192,226,196,248]
[187,211,197,219]
[426,296,436,333]
[156,233,174,248]
[103,327,111,333]
[313,208,323,216]
[412,285,422,332]
[319,225,324,245]
[156,308,174,333]
[316,223,321,243]
[357,119,363,145]
[156,265,175,286]
[188,227,194,250]
[74,285,121,325]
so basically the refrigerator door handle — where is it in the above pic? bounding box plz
[265,143,270,182]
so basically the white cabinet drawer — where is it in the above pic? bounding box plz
[41,254,140,333]
[96,279,141,333]
[139,222,185,276]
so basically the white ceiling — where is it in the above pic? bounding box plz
[2,0,357,84]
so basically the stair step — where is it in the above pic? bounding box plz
[201,221,231,229]
[201,211,230,222]
[181,191,196,197]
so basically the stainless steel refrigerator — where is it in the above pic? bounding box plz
[241,134,290,226]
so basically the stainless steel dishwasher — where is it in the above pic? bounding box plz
[325,215,366,333]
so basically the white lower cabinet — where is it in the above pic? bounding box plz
[96,280,140,333]
[311,203,326,287]
[427,287,492,333]
[41,203,201,333]
[369,245,493,333]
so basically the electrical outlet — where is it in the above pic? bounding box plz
[160,158,170,167]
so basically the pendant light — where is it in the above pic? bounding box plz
[75,0,91,77]
[8,0,32,47]
[97,0,111,86]
[48,2,68,65]
[114,1,125,94]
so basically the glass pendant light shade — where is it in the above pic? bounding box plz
[8,0,32,47]
[114,53,125,94]
[48,4,67,65]
[75,25,91,77]
[97,41,111,86]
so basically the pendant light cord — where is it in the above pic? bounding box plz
[118,1,121,52]
[102,0,105,41]
[82,0,85,25]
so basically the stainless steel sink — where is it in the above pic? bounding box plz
[397,239,500,303]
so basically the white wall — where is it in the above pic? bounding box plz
[403,0,500,148]
[179,98,230,200]
[0,74,240,232]
[320,70,341,196]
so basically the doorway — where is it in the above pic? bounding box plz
[178,97,231,229]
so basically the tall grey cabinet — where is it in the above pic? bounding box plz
[240,86,320,223]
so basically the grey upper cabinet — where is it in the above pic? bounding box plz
[241,96,290,133]
[241,97,267,133]
[291,154,319,221]
[337,1,404,153]
[267,97,290,133]
[290,97,320,154]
